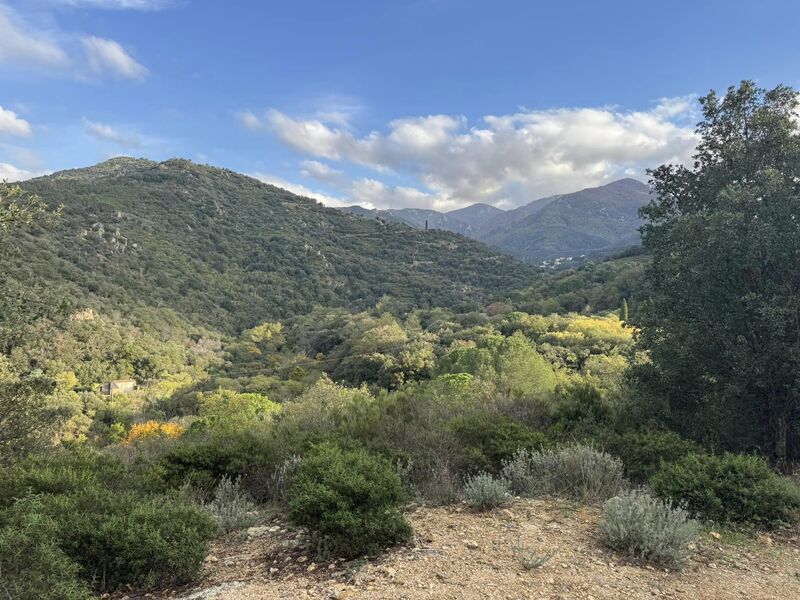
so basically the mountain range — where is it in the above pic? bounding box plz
[341,178,652,264]
[11,158,536,333]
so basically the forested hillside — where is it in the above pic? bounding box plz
[12,158,536,332]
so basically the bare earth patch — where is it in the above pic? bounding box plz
[135,499,800,600]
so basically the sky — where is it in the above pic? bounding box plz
[1,0,799,211]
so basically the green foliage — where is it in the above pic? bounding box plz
[600,489,699,569]
[0,497,92,600]
[637,81,800,468]
[437,332,557,398]
[650,453,800,527]
[13,158,535,334]
[597,429,702,483]
[501,444,624,503]
[463,472,509,510]
[196,389,280,431]
[287,444,412,559]
[36,488,217,590]
[0,376,64,463]
[451,413,548,474]
[158,429,277,492]
[0,449,217,592]
[508,252,648,315]
[0,448,131,507]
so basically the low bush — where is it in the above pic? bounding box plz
[0,497,92,600]
[0,449,219,593]
[650,452,800,527]
[158,429,276,493]
[451,413,549,474]
[600,489,699,569]
[205,476,257,533]
[463,472,509,510]
[245,454,302,504]
[597,429,702,483]
[501,444,624,503]
[287,444,412,559]
[0,448,129,507]
[36,488,218,591]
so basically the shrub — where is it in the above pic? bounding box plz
[205,476,257,533]
[408,458,461,506]
[287,444,412,559]
[37,488,218,591]
[0,498,92,600]
[245,454,302,504]
[600,489,699,569]
[597,429,702,483]
[451,413,548,474]
[463,472,509,510]
[511,537,556,570]
[158,429,276,493]
[0,448,129,508]
[126,420,184,444]
[650,453,800,527]
[501,444,624,503]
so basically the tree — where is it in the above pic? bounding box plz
[0,184,64,461]
[636,81,800,470]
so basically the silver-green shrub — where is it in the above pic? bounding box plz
[599,489,699,569]
[463,472,509,510]
[501,444,624,503]
[206,476,258,533]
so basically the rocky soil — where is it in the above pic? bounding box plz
[125,498,800,600]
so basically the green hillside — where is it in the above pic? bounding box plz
[12,158,537,332]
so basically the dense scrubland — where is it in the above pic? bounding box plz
[2,81,800,599]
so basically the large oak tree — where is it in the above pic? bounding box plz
[637,81,800,470]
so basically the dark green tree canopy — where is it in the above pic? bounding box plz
[637,81,800,469]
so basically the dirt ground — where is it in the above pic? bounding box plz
[133,498,800,600]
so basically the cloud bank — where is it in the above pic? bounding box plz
[243,97,699,210]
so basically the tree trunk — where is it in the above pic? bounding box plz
[769,405,789,473]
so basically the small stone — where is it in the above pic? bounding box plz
[246,526,270,538]
[297,555,308,563]
[269,567,278,575]
[463,539,480,550]
[307,563,317,573]
[709,531,721,540]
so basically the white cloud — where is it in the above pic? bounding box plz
[83,118,141,147]
[82,36,148,81]
[0,106,32,137]
[0,8,150,81]
[251,97,699,210]
[0,162,38,181]
[299,160,346,186]
[238,110,266,132]
[0,12,69,69]
[348,178,458,211]
[248,172,349,208]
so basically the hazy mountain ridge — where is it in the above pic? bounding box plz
[342,178,652,264]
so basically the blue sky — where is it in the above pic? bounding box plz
[1,0,799,210]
